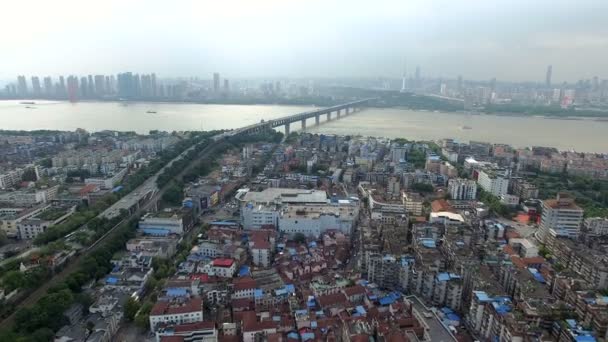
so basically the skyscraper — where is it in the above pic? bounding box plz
[17,76,27,96]
[94,75,105,96]
[80,76,88,98]
[43,76,53,96]
[87,75,94,97]
[400,59,407,92]
[151,73,157,97]
[223,79,229,93]
[213,72,220,93]
[31,76,42,97]
[117,72,134,98]
[457,75,463,94]
[67,76,79,102]
[546,65,552,87]
[58,76,66,98]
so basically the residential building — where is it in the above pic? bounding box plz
[477,168,510,197]
[402,192,423,216]
[149,297,204,332]
[539,193,584,240]
[447,178,477,200]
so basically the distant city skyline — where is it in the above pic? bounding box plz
[1,0,608,83]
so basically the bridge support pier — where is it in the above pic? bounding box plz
[285,123,290,136]
[301,119,306,130]
[327,112,332,121]
[337,109,341,119]
[315,115,320,125]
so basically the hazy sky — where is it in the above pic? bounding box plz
[1,0,607,82]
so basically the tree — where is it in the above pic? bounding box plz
[124,297,141,321]
[293,233,307,244]
[21,168,37,182]
[86,321,95,334]
[2,270,26,292]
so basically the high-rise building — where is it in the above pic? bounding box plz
[117,72,134,98]
[477,168,509,197]
[94,75,105,96]
[87,75,94,96]
[59,76,66,97]
[17,77,27,97]
[457,75,463,94]
[151,73,157,97]
[448,178,477,200]
[400,59,407,92]
[17,75,27,96]
[213,72,220,93]
[539,193,583,240]
[546,65,552,87]
[43,76,53,96]
[133,74,141,97]
[415,66,421,88]
[31,76,41,97]
[223,79,229,93]
[80,76,88,98]
[67,76,79,102]
[105,76,111,95]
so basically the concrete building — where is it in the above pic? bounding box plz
[402,192,423,216]
[149,297,204,332]
[583,217,608,236]
[279,203,357,238]
[236,188,328,230]
[539,193,584,240]
[139,212,185,235]
[366,254,412,292]
[477,168,510,197]
[447,178,477,200]
[84,167,127,190]
[0,168,25,189]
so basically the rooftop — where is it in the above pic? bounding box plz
[239,188,328,205]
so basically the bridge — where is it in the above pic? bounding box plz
[218,98,376,138]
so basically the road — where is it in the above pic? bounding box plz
[0,136,220,330]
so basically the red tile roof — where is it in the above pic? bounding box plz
[212,258,234,267]
[233,276,257,291]
[173,321,216,333]
[317,292,348,308]
[150,297,203,316]
[343,285,366,297]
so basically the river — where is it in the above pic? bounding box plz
[1,100,606,153]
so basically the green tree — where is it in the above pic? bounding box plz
[293,233,307,244]
[124,297,141,321]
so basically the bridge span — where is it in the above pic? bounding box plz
[217,98,376,139]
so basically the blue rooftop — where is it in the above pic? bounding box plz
[239,265,251,277]
[141,228,170,236]
[166,288,187,297]
[254,289,263,298]
[105,276,118,285]
[356,306,366,315]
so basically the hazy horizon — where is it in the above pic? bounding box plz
[2,0,607,83]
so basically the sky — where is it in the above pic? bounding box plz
[1,0,607,82]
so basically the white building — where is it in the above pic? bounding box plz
[539,193,584,240]
[149,297,203,332]
[0,168,25,189]
[500,194,520,206]
[279,203,357,238]
[250,239,271,267]
[201,258,237,278]
[430,212,465,225]
[584,217,608,236]
[402,192,423,216]
[447,178,477,200]
[508,238,539,258]
[139,212,184,235]
[236,188,328,230]
[84,167,127,190]
[477,169,509,197]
